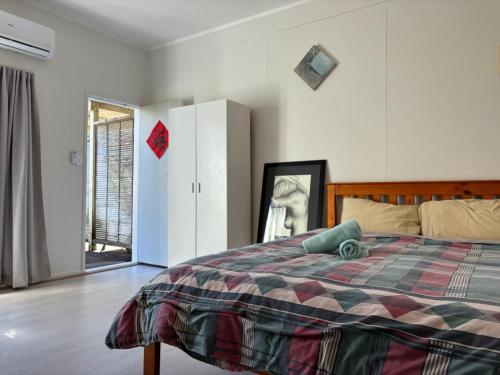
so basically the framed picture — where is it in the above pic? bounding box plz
[294,45,338,90]
[257,160,326,243]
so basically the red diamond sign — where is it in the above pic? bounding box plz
[147,120,169,159]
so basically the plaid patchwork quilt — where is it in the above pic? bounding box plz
[106,231,500,374]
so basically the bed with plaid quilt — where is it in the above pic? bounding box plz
[106,231,500,374]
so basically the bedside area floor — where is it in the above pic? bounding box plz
[0,265,250,375]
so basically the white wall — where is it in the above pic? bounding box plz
[147,0,500,239]
[387,0,500,180]
[0,0,147,277]
[1,0,498,275]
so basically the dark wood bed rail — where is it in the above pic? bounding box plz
[144,343,160,375]
[143,342,269,375]
[326,180,500,228]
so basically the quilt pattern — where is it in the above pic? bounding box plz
[106,231,500,374]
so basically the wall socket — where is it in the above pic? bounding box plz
[70,151,83,166]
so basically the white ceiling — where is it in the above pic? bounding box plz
[23,0,305,50]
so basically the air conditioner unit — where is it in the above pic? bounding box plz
[0,9,55,60]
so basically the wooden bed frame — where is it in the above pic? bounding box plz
[143,179,500,375]
[326,180,500,228]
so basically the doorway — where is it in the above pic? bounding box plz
[84,99,135,269]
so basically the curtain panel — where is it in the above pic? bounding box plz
[0,66,51,288]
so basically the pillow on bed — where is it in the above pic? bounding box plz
[419,199,500,241]
[341,198,421,235]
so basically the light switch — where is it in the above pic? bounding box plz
[70,151,83,166]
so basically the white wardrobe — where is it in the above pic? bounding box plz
[166,100,251,266]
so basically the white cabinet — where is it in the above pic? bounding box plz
[167,100,250,266]
[166,106,197,266]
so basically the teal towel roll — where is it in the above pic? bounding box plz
[339,239,369,260]
[302,220,362,254]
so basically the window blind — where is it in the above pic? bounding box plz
[93,117,134,247]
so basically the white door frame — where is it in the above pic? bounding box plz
[81,92,140,272]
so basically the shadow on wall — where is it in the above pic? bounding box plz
[249,92,282,241]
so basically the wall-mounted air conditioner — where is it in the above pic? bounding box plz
[0,9,55,60]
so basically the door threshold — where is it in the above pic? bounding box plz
[85,261,138,274]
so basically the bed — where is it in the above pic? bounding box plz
[106,180,500,375]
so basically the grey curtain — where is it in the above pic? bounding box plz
[0,66,51,288]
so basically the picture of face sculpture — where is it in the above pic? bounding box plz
[263,175,311,242]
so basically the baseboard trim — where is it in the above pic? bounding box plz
[0,262,156,291]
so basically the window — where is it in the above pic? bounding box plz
[93,117,134,246]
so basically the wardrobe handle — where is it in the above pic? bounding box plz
[198,182,201,194]
[192,183,194,193]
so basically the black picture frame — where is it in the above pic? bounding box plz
[257,160,326,243]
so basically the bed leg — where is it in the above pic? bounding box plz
[144,342,160,375]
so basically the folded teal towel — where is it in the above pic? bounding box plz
[339,239,369,260]
[302,220,362,254]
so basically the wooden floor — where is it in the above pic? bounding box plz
[0,265,249,375]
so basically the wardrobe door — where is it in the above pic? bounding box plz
[167,105,197,266]
[137,103,171,266]
[196,101,228,256]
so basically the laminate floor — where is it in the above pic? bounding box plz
[0,265,251,375]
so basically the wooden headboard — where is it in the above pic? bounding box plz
[326,180,500,228]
